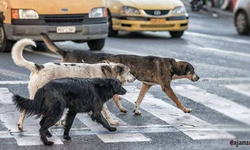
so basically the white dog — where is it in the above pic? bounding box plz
[12,39,135,132]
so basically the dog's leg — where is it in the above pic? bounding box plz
[92,110,116,132]
[39,117,55,146]
[63,111,77,140]
[134,83,152,115]
[102,104,119,125]
[162,86,192,113]
[113,95,128,113]
[17,111,26,132]
[59,109,69,127]
[40,117,52,138]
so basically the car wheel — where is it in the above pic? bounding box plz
[169,31,184,38]
[0,21,15,53]
[108,11,118,37]
[87,39,105,51]
[235,11,249,35]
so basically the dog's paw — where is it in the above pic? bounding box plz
[183,108,192,113]
[54,122,60,126]
[108,127,117,132]
[120,108,128,113]
[109,120,120,125]
[44,141,54,146]
[63,135,71,141]
[134,109,141,115]
[17,124,23,132]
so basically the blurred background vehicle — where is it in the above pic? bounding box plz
[0,0,108,53]
[189,0,205,12]
[234,0,250,35]
[106,0,189,38]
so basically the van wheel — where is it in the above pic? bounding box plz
[0,22,15,53]
[235,11,249,35]
[169,31,184,38]
[87,39,105,51]
[108,12,118,37]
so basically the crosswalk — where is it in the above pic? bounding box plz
[0,81,249,146]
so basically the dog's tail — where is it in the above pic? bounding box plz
[40,33,66,57]
[11,39,37,71]
[12,95,37,116]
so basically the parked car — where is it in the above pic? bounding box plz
[0,0,108,52]
[106,0,189,38]
[234,0,250,35]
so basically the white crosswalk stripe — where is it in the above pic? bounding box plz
[225,84,250,97]
[77,114,151,143]
[122,86,235,140]
[173,85,250,126]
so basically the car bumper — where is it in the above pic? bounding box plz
[3,23,108,41]
[112,15,189,32]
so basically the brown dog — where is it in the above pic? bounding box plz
[41,33,200,115]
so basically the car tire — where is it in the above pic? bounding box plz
[35,42,49,52]
[235,11,249,35]
[0,21,15,53]
[108,11,118,37]
[169,31,184,38]
[87,39,105,51]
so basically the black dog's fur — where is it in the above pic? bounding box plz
[12,78,127,146]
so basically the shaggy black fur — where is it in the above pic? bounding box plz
[12,78,126,146]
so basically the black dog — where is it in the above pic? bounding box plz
[13,78,127,146]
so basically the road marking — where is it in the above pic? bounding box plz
[225,84,250,97]
[76,114,151,143]
[185,31,250,45]
[122,86,235,140]
[0,81,29,85]
[173,85,250,126]
[0,88,63,146]
[201,77,250,81]
[199,47,250,58]
[0,69,29,80]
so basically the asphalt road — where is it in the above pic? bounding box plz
[0,9,250,150]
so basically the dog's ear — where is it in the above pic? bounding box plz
[114,65,124,74]
[101,60,110,64]
[180,63,188,75]
[101,65,112,77]
[109,79,127,95]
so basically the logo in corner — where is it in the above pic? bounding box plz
[230,140,234,146]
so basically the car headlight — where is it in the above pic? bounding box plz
[89,7,107,18]
[119,6,140,15]
[11,9,39,19]
[172,6,186,15]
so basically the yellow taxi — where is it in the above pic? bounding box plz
[106,0,189,38]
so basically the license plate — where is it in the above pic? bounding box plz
[56,26,76,33]
[150,19,166,24]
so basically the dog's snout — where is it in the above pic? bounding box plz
[119,87,127,95]
[127,73,136,83]
[192,74,200,81]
